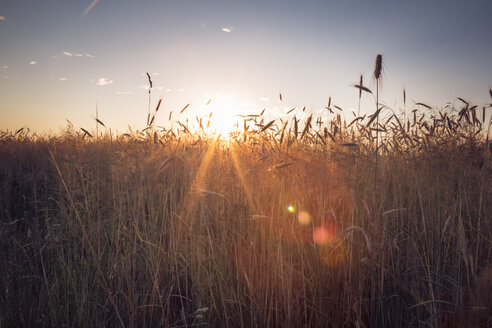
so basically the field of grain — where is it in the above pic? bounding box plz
[1,69,492,327]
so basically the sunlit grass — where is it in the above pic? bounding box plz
[1,67,492,327]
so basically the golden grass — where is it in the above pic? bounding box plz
[1,72,492,327]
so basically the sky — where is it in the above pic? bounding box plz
[1,0,491,133]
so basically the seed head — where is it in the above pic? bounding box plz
[374,54,383,80]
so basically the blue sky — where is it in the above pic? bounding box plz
[1,0,491,132]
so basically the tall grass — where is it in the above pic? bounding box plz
[1,64,492,327]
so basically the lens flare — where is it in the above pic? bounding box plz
[297,211,311,225]
[82,0,99,16]
[313,222,338,244]
[286,205,295,213]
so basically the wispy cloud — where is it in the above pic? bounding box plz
[84,53,93,58]
[29,61,37,65]
[75,53,83,57]
[0,16,5,21]
[58,77,68,81]
[96,78,113,86]
[221,27,234,33]
[1,65,7,69]
[63,51,72,56]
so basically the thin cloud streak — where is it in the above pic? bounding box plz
[96,78,113,86]
[29,61,37,65]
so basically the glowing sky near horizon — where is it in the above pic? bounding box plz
[0,0,491,133]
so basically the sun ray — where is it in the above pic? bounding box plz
[175,137,218,238]
[230,146,256,212]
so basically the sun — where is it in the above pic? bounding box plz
[198,94,250,135]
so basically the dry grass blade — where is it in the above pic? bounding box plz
[359,75,363,99]
[345,226,371,253]
[457,97,469,106]
[294,116,298,139]
[300,115,312,140]
[409,300,452,310]
[366,107,382,127]
[261,120,275,132]
[180,104,190,114]
[416,102,432,109]
[348,116,365,128]
[354,84,372,94]
[146,72,152,89]
[382,208,407,216]
[80,128,93,138]
[279,121,288,144]
[326,129,335,142]
[155,98,162,112]
[160,157,175,169]
[287,108,296,114]
[200,189,227,199]
[95,118,106,128]
[274,162,294,169]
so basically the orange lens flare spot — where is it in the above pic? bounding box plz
[297,211,311,225]
[313,222,337,244]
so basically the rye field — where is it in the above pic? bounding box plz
[1,72,492,327]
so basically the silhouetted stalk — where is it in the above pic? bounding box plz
[146,72,153,126]
[358,74,363,117]
[371,54,382,328]
[374,55,382,203]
